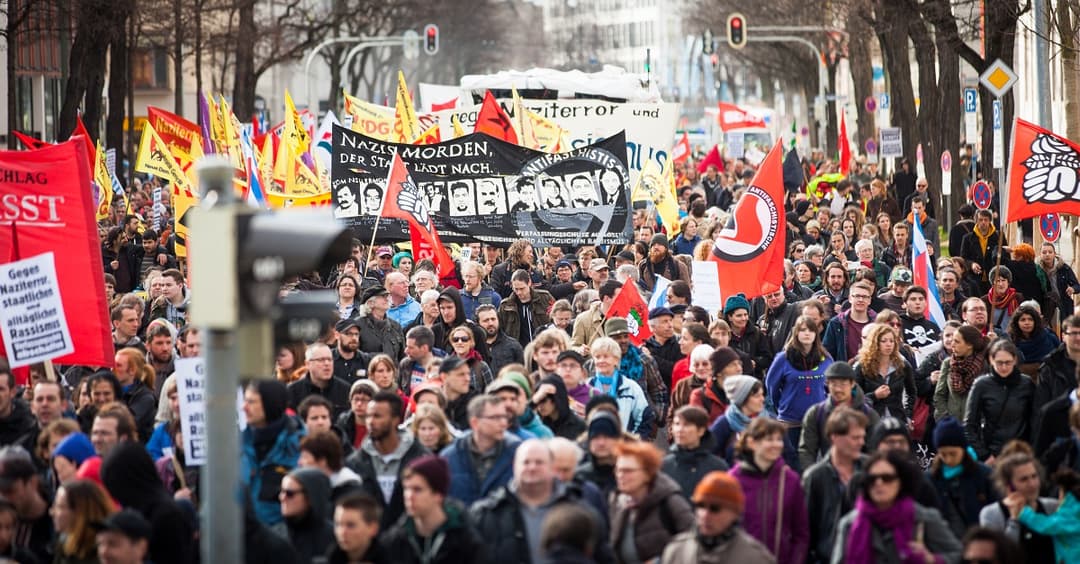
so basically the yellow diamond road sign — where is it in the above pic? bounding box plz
[979,59,1017,98]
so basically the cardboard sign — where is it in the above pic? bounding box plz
[0,252,74,367]
[174,358,207,466]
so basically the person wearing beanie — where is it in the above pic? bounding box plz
[928,416,998,540]
[576,410,623,498]
[639,231,689,292]
[383,454,486,563]
[241,379,306,526]
[723,294,770,378]
[52,432,96,483]
[707,375,768,466]
[798,361,880,470]
[686,346,742,425]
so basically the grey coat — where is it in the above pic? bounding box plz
[831,502,962,564]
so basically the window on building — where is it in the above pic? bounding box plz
[132,47,169,90]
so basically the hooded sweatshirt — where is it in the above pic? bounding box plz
[101,442,195,564]
[0,399,37,447]
[538,374,586,440]
[432,287,489,360]
[274,468,335,564]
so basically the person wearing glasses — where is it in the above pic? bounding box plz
[447,325,493,393]
[832,449,962,563]
[441,394,521,506]
[963,340,1034,464]
[661,470,775,563]
[823,280,878,362]
[609,440,694,563]
[286,343,352,419]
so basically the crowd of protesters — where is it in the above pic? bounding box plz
[1,153,1078,564]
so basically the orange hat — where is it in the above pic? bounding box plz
[692,471,744,514]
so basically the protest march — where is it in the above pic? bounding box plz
[3,42,1080,564]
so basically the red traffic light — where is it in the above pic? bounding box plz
[727,13,747,49]
[423,24,439,55]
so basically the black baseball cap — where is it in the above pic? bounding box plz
[92,509,152,541]
[557,350,586,366]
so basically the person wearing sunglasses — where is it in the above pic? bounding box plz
[275,467,334,564]
[833,449,962,563]
[661,470,775,563]
[447,326,493,393]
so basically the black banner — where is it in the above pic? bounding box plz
[331,126,632,247]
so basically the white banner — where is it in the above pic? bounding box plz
[175,358,208,466]
[880,127,904,158]
[433,99,680,186]
[726,132,745,159]
[0,252,74,368]
[691,261,723,317]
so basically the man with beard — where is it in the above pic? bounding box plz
[332,318,373,383]
[476,178,507,215]
[143,320,176,389]
[813,262,850,319]
[334,185,360,218]
[758,282,802,353]
[936,267,967,320]
[476,304,524,377]
[345,391,429,529]
[460,261,501,321]
[960,296,1000,337]
[638,233,689,291]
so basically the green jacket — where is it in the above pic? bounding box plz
[933,358,971,422]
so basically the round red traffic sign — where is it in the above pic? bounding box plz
[971,180,992,209]
[865,96,877,113]
[941,150,952,172]
[1041,213,1061,243]
[865,139,878,154]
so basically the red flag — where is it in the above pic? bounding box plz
[473,91,518,143]
[838,113,851,175]
[1005,118,1080,222]
[11,131,51,151]
[717,102,767,131]
[431,97,458,112]
[381,151,455,278]
[697,144,724,174]
[709,141,787,301]
[606,281,653,346]
[72,115,96,172]
[672,132,690,164]
[0,139,113,368]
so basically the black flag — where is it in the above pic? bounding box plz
[782,148,803,193]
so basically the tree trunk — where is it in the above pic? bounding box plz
[232,0,257,119]
[195,0,203,104]
[106,0,132,155]
[848,1,876,156]
[909,1,939,195]
[173,0,184,116]
[6,3,20,147]
[979,0,1020,185]
[875,1,918,169]
[826,61,838,157]
[1057,2,1080,143]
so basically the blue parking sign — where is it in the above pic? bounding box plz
[879,94,891,110]
[964,88,977,113]
[993,100,1002,130]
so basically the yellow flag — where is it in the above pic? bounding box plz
[632,160,680,236]
[135,123,198,256]
[392,71,421,143]
[94,142,112,221]
[512,88,539,149]
[412,123,441,145]
[343,91,394,139]
[528,109,566,153]
[263,190,332,209]
[283,90,311,156]
[260,133,277,191]
[451,114,466,139]
[219,96,245,170]
[207,95,226,150]
[285,159,323,196]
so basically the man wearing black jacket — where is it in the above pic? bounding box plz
[287,343,352,418]
[532,374,586,440]
[645,307,681,389]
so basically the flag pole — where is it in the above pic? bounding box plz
[364,149,397,278]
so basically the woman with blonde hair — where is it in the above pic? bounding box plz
[114,347,158,442]
[50,479,116,564]
[852,324,916,424]
[409,403,455,452]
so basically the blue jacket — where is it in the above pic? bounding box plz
[710,414,798,468]
[518,407,553,439]
[1019,491,1080,563]
[145,421,174,461]
[586,372,654,438]
[460,286,501,322]
[823,309,876,362]
[765,351,832,424]
[241,417,305,526]
[388,295,422,328]
[440,431,521,506]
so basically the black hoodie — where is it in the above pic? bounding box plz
[273,468,335,564]
[432,287,489,361]
[101,442,195,564]
[0,399,37,447]
[538,374,586,440]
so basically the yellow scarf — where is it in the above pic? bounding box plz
[973,223,996,255]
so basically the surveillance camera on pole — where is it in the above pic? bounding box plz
[727,13,747,49]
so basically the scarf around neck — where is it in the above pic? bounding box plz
[724,404,752,432]
[974,223,996,255]
[948,353,985,394]
[618,344,645,385]
[846,496,919,564]
[987,286,1019,316]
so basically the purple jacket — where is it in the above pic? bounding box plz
[730,458,809,564]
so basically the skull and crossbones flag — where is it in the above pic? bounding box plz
[1006,118,1080,222]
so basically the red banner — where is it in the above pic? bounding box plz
[147,106,202,159]
[0,138,113,368]
[838,113,851,175]
[1005,118,1080,222]
[606,281,653,346]
[717,102,766,131]
[709,141,786,300]
[382,152,454,278]
[474,91,519,143]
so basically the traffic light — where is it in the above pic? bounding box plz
[424,24,439,55]
[727,13,747,49]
